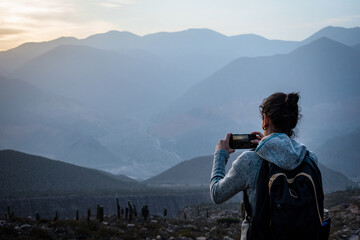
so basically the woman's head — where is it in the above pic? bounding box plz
[260,92,301,138]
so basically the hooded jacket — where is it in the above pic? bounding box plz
[210,133,318,213]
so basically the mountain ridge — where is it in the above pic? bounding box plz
[0,149,143,198]
[145,154,357,193]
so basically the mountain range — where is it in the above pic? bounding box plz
[0,149,142,198]
[0,26,359,180]
[145,154,357,193]
[152,37,360,162]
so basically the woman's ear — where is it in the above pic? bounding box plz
[262,114,270,130]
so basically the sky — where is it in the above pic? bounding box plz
[0,0,360,51]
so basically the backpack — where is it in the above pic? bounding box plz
[244,150,326,240]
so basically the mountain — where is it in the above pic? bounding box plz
[0,75,127,170]
[0,150,144,198]
[353,43,360,52]
[316,130,360,179]
[2,26,358,81]
[1,26,360,180]
[145,155,357,193]
[9,45,199,118]
[151,37,360,159]
[82,30,141,50]
[303,26,360,46]
[0,74,182,179]
[0,37,79,75]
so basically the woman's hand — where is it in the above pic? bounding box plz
[216,133,235,154]
[251,131,264,147]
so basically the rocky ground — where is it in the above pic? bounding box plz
[0,189,359,240]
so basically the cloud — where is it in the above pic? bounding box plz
[324,15,360,25]
[0,0,136,50]
[100,0,135,8]
[0,28,26,37]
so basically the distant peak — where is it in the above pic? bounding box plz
[291,36,353,56]
[84,30,141,40]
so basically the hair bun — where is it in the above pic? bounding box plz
[285,92,299,109]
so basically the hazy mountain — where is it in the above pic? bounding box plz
[0,150,143,198]
[152,37,360,159]
[82,30,141,50]
[0,75,181,179]
[2,26,358,79]
[10,45,199,118]
[316,130,360,179]
[0,74,100,126]
[0,37,79,75]
[303,26,360,46]
[0,75,127,170]
[145,155,357,193]
[1,26,360,180]
[353,43,360,52]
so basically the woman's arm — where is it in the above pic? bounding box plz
[210,150,251,204]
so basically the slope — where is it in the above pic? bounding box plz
[316,130,360,179]
[10,45,199,118]
[151,37,360,159]
[0,150,144,198]
[0,75,127,170]
[145,155,357,193]
[302,26,360,46]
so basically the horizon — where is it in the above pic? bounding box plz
[1,0,360,51]
[1,25,359,52]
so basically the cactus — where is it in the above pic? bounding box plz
[125,207,129,220]
[98,205,104,222]
[133,205,137,218]
[128,201,133,222]
[141,205,149,221]
[87,208,91,222]
[7,206,11,220]
[116,198,121,220]
[35,213,40,222]
[96,205,100,220]
[54,211,58,221]
[76,210,79,221]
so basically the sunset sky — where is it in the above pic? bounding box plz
[1,0,360,51]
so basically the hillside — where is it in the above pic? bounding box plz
[0,75,128,171]
[1,26,360,180]
[151,37,360,160]
[10,45,198,117]
[145,155,357,193]
[316,130,360,179]
[302,26,360,46]
[0,150,144,198]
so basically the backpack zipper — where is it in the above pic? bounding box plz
[268,172,322,225]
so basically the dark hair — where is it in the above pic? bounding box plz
[259,92,301,138]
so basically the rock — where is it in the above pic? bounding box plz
[156,235,161,239]
[224,237,234,240]
[20,224,31,231]
[196,237,207,240]
[55,227,67,233]
[127,224,135,227]
[151,220,158,223]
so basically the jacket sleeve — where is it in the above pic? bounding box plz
[210,150,253,204]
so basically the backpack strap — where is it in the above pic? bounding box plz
[247,159,272,240]
[243,189,252,219]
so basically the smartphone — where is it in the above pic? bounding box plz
[229,134,257,149]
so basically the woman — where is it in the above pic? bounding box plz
[210,92,320,230]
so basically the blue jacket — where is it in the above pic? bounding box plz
[210,133,318,214]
